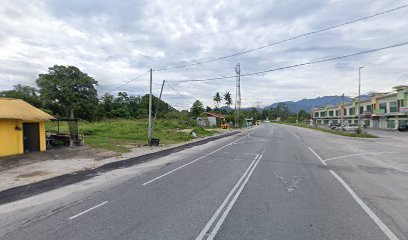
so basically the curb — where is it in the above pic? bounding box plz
[0,131,240,205]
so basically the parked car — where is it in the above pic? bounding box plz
[398,125,408,132]
[342,124,359,131]
[330,123,341,130]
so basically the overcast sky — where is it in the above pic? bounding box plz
[1,0,407,109]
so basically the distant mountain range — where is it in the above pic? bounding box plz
[219,95,370,113]
[264,95,371,113]
[264,96,350,113]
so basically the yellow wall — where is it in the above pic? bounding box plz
[39,121,46,151]
[0,120,47,157]
[0,119,23,157]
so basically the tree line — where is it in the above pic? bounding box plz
[0,65,175,121]
[1,65,310,124]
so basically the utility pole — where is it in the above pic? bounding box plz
[152,80,165,137]
[341,93,345,131]
[358,66,364,126]
[235,63,241,127]
[148,68,153,146]
[296,110,299,124]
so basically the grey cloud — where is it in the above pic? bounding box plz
[0,0,407,108]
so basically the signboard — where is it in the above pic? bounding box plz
[400,106,408,113]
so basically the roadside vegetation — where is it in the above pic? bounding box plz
[277,122,378,138]
[46,118,218,153]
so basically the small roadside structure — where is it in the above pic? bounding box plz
[0,98,55,157]
[245,118,254,127]
[196,112,226,127]
[205,112,225,126]
[49,117,83,147]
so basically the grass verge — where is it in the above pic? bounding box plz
[276,122,378,138]
[46,119,218,153]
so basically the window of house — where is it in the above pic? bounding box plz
[320,111,326,117]
[314,112,319,117]
[335,110,339,116]
[329,111,334,116]
[389,101,397,113]
[349,107,355,115]
[359,106,363,114]
[379,103,387,113]
[366,105,372,112]
[343,108,347,116]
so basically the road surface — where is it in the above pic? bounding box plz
[1,124,406,239]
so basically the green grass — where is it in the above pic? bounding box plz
[276,122,378,138]
[191,126,218,137]
[46,119,217,153]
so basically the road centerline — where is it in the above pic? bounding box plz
[205,149,266,240]
[195,154,260,240]
[197,148,267,240]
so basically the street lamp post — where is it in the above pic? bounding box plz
[358,66,364,126]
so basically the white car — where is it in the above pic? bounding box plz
[342,124,359,131]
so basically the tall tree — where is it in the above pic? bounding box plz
[213,92,221,110]
[297,109,310,121]
[224,92,232,107]
[190,100,204,117]
[0,84,42,108]
[36,65,99,120]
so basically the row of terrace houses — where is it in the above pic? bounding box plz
[312,85,408,129]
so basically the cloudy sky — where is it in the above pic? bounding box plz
[1,0,407,109]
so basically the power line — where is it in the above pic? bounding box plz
[101,70,150,95]
[166,82,194,105]
[153,5,407,71]
[168,40,408,82]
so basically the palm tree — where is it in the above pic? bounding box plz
[213,92,222,110]
[224,92,232,108]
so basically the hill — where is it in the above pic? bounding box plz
[264,96,353,113]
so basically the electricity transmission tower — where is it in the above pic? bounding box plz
[235,63,241,127]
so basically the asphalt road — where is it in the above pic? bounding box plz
[1,124,406,239]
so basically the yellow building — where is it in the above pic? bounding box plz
[0,98,54,157]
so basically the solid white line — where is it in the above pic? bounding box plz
[68,201,108,220]
[307,146,399,240]
[307,146,327,165]
[206,152,264,240]
[329,170,399,240]
[323,152,399,162]
[142,131,256,186]
[195,154,259,240]
[290,131,301,139]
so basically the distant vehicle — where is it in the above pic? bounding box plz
[330,123,341,130]
[398,125,408,132]
[264,120,270,123]
[342,124,359,131]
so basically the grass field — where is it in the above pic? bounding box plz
[276,122,378,138]
[46,119,217,153]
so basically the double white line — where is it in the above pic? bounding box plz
[195,149,266,240]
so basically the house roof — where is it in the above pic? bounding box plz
[0,98,55,121]
[206,112,225,119]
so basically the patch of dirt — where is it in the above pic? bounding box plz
[0,146,116,171]
[16,171,50,178]
[176,129,193,133]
